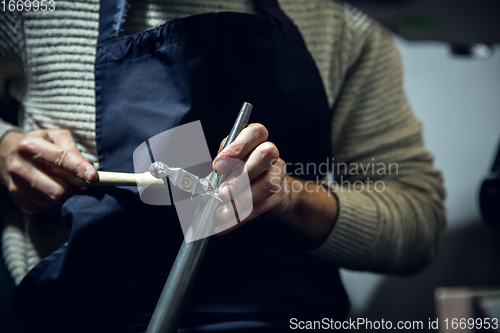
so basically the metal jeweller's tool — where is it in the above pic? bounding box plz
[149,162,219,201]
[56,165,213,195]
[145,102,253,333]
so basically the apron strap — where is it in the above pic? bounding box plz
[98,0,294,44]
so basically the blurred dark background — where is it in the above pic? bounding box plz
[348,0,500,45]
[341,0,500,330]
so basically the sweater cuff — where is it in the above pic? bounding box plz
[309,189,379,268]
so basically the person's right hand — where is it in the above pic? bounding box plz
[0,129,98,214]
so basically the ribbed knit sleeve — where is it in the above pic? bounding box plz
[310,6,446,275]
[0,11,25,140]
[21,0,100,165]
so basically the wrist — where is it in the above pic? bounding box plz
[0,131,23,157]
[273,175,299,221]
[274,176,339,246]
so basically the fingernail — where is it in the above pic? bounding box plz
[216,205,229,222]
[84,168,94,184]
[215,160,228,174]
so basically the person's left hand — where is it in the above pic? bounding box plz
[212,123,290,233]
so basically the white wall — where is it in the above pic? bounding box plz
[340,37,500,326]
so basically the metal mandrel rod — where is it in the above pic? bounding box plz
[145,102,253,333]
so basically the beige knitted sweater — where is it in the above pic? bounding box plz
[0,0,446,285]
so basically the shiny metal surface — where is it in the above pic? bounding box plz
[146,102,253,333]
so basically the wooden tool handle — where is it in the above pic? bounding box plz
[49,168,165,188]
[96,171,164,187]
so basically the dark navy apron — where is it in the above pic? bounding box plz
[13,1,349,332]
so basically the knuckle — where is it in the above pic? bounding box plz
[268,158,284,175]
[264,175,280,194]
[49,189,66,203]
[55,129,73,140]
[74,160,88,173]
[277,158,286,173]
[250,123,268,140]
[228,142,244,158]
[16,137,34,153]
[259,142,279,162]
[7,160,23,176]
[58,129,72,136]
[53,149,69,168]
[269,176,282,193]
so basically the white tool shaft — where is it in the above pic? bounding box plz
[96,171,164,187]
[51,169,165,188]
